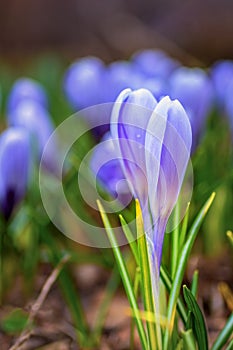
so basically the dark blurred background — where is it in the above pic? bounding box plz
[1,0,233,65]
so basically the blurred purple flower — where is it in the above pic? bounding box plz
[0,127,31,220]
[223,79,233,134]
[211,60,233,107]
[90,132,132,206]
[7,78,48,114]
[104,61,142,102]
[139,78,169,100]
[63,55,173,139]
[106,60,170,102]
[131,49,180,80]
[111,88,191,279]
[64,56,110,137]
[64,56,106,110]
[169,67,213,151]
[7,100,57,172]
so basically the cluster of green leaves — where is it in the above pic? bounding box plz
[98,194,233,350]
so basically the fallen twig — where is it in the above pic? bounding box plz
[9,254,70,350]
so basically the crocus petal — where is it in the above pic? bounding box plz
[144,97,170,221]
[111,88,157,204]
[0,128,31,219]
[146,96,192,266]
[147,96,192,212]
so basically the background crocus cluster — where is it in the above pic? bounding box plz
[0,78,56,220]
[76,50,212,210]
[62,50,233,226]
[63,50,177,136]
[63,49,215,152]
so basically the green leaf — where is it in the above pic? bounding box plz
[179,203,190,251]
[0,308,28,334]
[175,339,183,350]
[211,313,233,350]
[119,214,139,265]
[130,267,141,350]
[226,231,233,248]
[163,192,215,350]
[186,310,193,331]
[181,329,196,350]
[183,285,208,350]
[97,200,148,350]
[191,270,199,299]
[225,338,233,350]
[160,265,187,325]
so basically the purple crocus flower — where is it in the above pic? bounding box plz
[169,67,213,151]
[0,127,31,220]
[7,100,56,172]
[64,56,106,110]
[7,78,48,114]
[211,60,233,107]
[131,49,180,80]
[64,56,110,137]
[90,132,132,206]
[139,78,169,100]
[111,88,191,293]
[104,61,143,102]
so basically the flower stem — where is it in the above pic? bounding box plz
[136,199,162,350]
[171,200,180,278]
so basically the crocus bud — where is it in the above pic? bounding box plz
[211,60,233,107]
[64,57,109,138]
[0,127,31,220]
[169,67,213,151]
[139,78,168,100]
[106,62,168,100]
[105,61,143,102]
[131,49,180,80]
[64,56,106,110]
[7,100,56,172]
[90,132,132,206]
[111,88,191,277]
[7,78,48,115]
